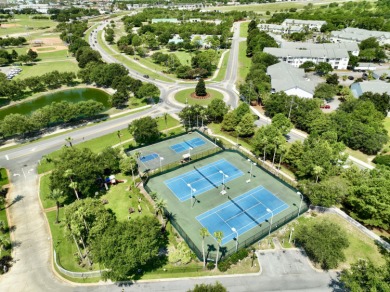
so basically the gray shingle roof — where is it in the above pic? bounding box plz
[331,27,390,42]
[281,42,359,52]
[351,80,390,97]
[267,62,315,95]
[264,47,349,59]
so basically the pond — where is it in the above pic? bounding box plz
[0,88,111,120]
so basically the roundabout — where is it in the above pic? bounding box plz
[174,88,224,106]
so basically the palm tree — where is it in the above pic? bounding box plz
[48,189,64,224]
[64,169,80,200]
[117,130,122,144]
[154,198,167,222]
[65,137,73,147]
[213,231,223,269]
[313,166,324,183]
[261,136,268,164]
[0,220,6,234]
[277,144,288,174]
[0,235,10,256]
[200,227,210,268]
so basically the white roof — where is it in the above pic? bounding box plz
[331,27,390,42]
[281,42,359,52]
[264,47,349,59]
[282,19,326,26]
[267,62,315,95]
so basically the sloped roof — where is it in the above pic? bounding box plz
[267,62,315,95]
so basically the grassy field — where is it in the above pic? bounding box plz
[0,14,57,36]
[39,174,55,209]
[175,88,223,106]
[0,168,9,187]
[37,115,181,174]
[237,42,251,85]
[240,22,249,38]
[345,148,376,166]
[170,50,192,65]
[97,30,173,82]
[14,60,79,79]
[383,117,390,152]
[293,212,387,268]
[213,50,230,82]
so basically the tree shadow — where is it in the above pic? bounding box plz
[5,195,24,209]
[328,271,344,292]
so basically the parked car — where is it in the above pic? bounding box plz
[320,104,331,109]
[143,75,149,78]
[348,76,354,80]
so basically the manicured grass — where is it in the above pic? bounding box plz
[213,50,230,82]
[97,31,173,82]
[294,213,387,268]
[47,209,102,272]
[37,115,181,174]
[170,50,192,65]
[0,202,11,257]
[237,42,251,85]
[208,122,252,150]
[39,174,55,209]
[101,174,154,221]
[175,88,223,106]
[15,60,79,80]
[240,22,249,38]
[0,14,56,36]
[0,168,9,187]
[345,148,375,166]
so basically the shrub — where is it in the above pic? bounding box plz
[373,154,390,166]
[206,262,215,270]
[229,248,249,264]
[217,260,231,272]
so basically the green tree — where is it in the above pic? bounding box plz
[340,259,390,291]
[195,78,207,97]
[295,220,349,269]
[233,102,250,120]
[48,189,65,224]
[27,49,38,61]
[314,83,337,100]
[271,113,293,135]
[315,62,333,76]
[128,116,160,144]
[200,227,210,268]
[237,113,255,137]
[90,216,166,281]
[326,73,339,85]
[187,281,227,292]
[207,99,228,123]
[221,111,239,131]
[299,61,316,72]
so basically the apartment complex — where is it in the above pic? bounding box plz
[331,27,390,45]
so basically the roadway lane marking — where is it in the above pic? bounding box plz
[13,173,20,177]
[5,155,9,160]
[31,147,36,152]
[28,169,34,174]
[21,168,26,178]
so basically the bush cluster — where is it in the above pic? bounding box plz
[217,248,249,272]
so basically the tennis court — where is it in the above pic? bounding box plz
[128,131,218,172]
[164,159,244,201]
[170,137,206,153]
[197,186,289,245]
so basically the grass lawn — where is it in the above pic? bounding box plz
[213,50,230,82]
[15,60,79,80]
[294,212,387,269]
[47,209,102,272]
[207,122,252,150]
[0,14,57,36]
[39,174,55,209]
[240,22,249,38]
[100,174,154,221]
[345,148,375,166]
[175,88,223,106]
[170,50,192,65]
[37,115,181,174]
[0,168,9,187]
[237,42,251,85]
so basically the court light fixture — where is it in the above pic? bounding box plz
[266,208,274,236]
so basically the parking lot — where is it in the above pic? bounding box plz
[0,66,22,79]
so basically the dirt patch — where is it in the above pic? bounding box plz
[0,23,22,28]
[29,37,67,53]
[190,92,211,99]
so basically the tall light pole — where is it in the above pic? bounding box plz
[231,227,238,252]
[266,208,274,236]
[159,156,164,172]
[214,137,219,147]
[187,183,196,208]
[219,170,229,194]
[247,159,256,182]
[188,147,193,158]
[297,191,303,216]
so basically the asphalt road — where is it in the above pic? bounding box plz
[0,21,336,291]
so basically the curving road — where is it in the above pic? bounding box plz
[0,21,336,291]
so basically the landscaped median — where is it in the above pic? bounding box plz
[174,88,223,106]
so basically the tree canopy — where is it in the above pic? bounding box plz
[128,116,160,144]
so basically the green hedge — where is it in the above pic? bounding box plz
[217,248,249,272]
[373,154,390,166]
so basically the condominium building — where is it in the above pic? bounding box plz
[331,27,390,45]
[281,19,327,31]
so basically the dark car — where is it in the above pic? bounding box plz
[143,75,149,78]
[348,76,354,80]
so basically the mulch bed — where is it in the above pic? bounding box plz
[190,92,211,99]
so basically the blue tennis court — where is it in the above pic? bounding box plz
[197,186,289,245]
[164,159,243,201]
[170,137,206,153]
[139,153,158,162]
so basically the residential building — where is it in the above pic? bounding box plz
[258,24,302,34]
[263,47,349,70]
[350,80,390,98]
[168,34,184,45]
[151,18,180,24]
[281,19,327,31]
[267,62,315,99]
[280,42,359,56]
[373,69,390,80]
[331,27,390,45]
